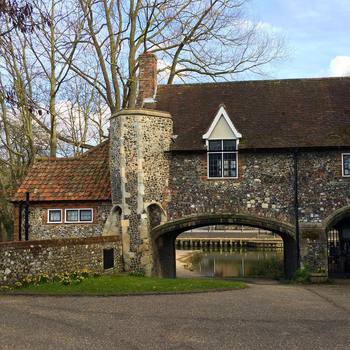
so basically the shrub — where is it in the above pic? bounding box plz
[250,257,284,279]
[19,269,93,288]
[0,285,13,291]
[14,281,23,289]
[129,270,145,277]
[293,266,311,283]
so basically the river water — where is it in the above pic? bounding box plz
[177,249,284,278]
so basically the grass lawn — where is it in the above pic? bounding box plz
[4,275,245,296]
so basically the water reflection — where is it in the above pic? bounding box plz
[179,249,283,278]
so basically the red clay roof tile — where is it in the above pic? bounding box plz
[12,140,111,202]
[12,77,350,202]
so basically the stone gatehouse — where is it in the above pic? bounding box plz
[11,52,350,280]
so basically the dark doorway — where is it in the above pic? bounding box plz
[328,218,350,277]
[103,248,114,270]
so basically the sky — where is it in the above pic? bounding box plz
[247,0,350,79]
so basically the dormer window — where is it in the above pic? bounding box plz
[203,105,242,179]
[208,139,237,178]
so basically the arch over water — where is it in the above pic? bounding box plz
[150,213,297,279]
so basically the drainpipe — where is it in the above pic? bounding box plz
[24,192,30,241]
[18,202,23,241]
[293,149,301,268]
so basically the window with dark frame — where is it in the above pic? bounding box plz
[343,154,350,176]
[48,209,62,223]
[208,140,237,178]
[80,209,93,222]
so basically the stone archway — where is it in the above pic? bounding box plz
[324,206,350,277]
[103,205,122,237]
[324,205,350,232]
[151,213,297,279]
[146,203,167,229]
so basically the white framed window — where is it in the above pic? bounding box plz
[65,208,93,223]
[342,153,350,177]
[202,105,241,180]
[207,139,238,178]
[47,209,62,223]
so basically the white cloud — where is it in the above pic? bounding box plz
[256,21,282,34]
[329,56,350,76]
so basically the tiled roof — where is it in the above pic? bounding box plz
[12,141,111,202]
[13,77,350,202]
[147,77,350,150]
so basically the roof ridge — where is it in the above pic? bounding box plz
[35,156,80,161]
[34,140,109,162]
[81,139,109,157]
[158,76,350,88]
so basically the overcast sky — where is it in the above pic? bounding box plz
[248,0,350,79]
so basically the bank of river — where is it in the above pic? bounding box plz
[176,249,284,279]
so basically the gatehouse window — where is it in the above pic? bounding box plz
[343,154,350,177]
[47,208,93,223]
[202,105,241,180]
[65,208,93,223]
[208,140,238,178]
[47,209,62,223]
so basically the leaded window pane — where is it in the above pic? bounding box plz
[80,209,92,222]
[344,155,350,175]
[223,140,236,151]
[66,209,79,222]
[49,210,61,222]
[208,140,222,151]
[223,153,237,177]
[209,153,222,177]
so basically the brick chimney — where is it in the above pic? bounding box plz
[137,52,157,107]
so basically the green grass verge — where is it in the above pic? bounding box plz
[4,275,245,296]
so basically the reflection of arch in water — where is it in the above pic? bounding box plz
[151,213,297,279]
[103,205,122,237]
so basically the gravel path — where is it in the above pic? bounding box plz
[1,282,350,349]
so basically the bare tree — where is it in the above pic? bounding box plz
[57,75,109,156]
[57,0,284,113]
[0,1,41,37]
[26,0,85,156]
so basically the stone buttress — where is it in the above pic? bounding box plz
[109,109,172,274]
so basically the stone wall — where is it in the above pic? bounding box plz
[167,151,296,226]
[110,109,172,274]
[298,150,350,223]
[162,149,350,275]
[13,201,111,240]
[109,109,350,276]
[167,149,350,228]
[0,236,122,286]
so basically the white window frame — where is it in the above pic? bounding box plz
[202,106,241,180]
[202,105,242,141]
[65,208,94,223]
[342,153,350,177]
[206,139,239,179]
[47,209,63,224]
